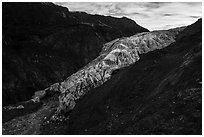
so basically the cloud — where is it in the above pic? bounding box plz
[55,2,202,30]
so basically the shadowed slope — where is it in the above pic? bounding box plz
[66,19,202,135]
[2,2,148,106]
[2,19,201,135]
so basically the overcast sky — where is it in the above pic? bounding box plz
[55,2,202,30]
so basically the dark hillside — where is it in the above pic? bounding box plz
[67,19,202,135]
[2,2,148,106]
[2,19,201,135]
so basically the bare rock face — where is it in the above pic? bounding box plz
[42,27,185,117]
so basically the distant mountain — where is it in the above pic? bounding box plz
[2,2,149,106]
[69,11,149,37]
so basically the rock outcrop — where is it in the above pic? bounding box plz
[2,2,148,106]
[37,27,185,117]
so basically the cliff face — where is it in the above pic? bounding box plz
[2,2,148,106]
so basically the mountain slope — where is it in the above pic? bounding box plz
[65,19,202,135]
[2,19,201,135]
[69,11,149,37]
[2,2,148,106]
